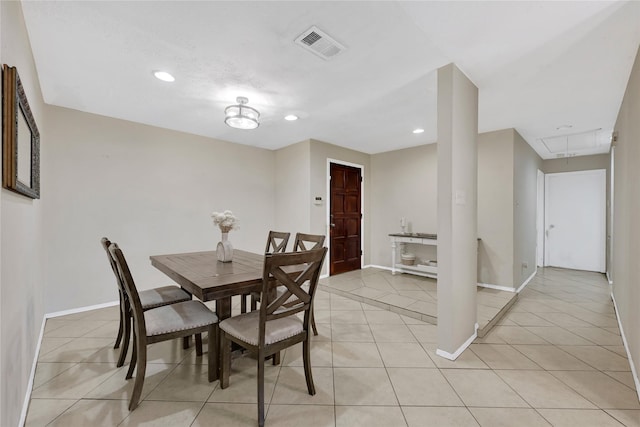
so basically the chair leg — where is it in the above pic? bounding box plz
[208,324,218,382]
[257,349,265,427]
[126,331,137,380]
[183,336,190,349]
[240,294,247,314]
[220,332,231,389]
[117,310,131,368]
[272,352,280,366]
[311,307,318,336]
[129,335,147,411]
[114,300,124,349]
[195,333,203,356]
[302,337,316,395]
[251,295,257,311]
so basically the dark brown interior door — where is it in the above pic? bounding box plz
[330,163,362,275]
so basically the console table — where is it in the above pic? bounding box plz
[389,233,438,278]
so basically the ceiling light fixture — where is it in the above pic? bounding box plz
[224,97,260,130]
[153,70,175,82]
[284,114,298,121]
[413,128,425,134]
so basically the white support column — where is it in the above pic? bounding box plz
[436,63,479,359]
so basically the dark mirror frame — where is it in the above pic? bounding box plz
[2,64,40,199]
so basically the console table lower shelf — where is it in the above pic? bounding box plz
[393,263,438,279]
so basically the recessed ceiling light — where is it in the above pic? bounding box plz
[153,71,175,82]
[284,114,299,121]
[413,128,425,134]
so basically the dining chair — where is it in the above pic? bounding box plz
[109,242,219,411]
[245,231,291,313]
[100,237,193,368]
[251,232,326,336]
[293,232,325,251]
[219,247,327,427]
[292,233,325,336]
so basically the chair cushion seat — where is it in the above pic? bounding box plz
[219,311,303,346]
[139,286,191,310]
[145,300,218,337]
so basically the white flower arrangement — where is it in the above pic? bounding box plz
[211,210,238,233]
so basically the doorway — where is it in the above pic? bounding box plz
[536,169,545,267]
[329,162,362,275]
[544,169,606,272]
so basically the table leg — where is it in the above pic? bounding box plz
[391,240,397,275]
[182,287,193,349]
[215,297,232,378]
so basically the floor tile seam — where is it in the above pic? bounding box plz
[37,339,76,358]
[187,401,209,427]
[601,371,639,392]
[546,368,638,392]
[522,324,602,346]
[32,362,81,392]
[42,397,82,427]
[138,361,184,403]
[604,408,640,426]
[431,364,469,408]
[492,369,602,411]
[440,366,535,410]
[543,370,628,411]
[556,345,634,373]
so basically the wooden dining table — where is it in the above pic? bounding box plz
[150,249,266,322]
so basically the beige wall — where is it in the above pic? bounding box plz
[612,45,640,395]
[370,144,438,267]
[43,106,276,313]
[368,128,540,292]
[542,154,609,174]
[477,129,515,288]
[513,130,543,286]
[309,139,371,273]
[275,140,311,235]
[1,2,47,426]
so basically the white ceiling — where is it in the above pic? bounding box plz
[21,1,640,158]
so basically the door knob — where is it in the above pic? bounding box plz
[330,223,336,228]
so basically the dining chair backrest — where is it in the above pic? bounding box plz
[293,233,325,251]
[258,247,327,345]
[101,237,127,296]
[265,230,290,254]
[109,243,147,334]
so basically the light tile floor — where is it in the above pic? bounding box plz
[26,268,639,426]
[319,268,517,335]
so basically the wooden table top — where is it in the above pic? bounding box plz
[150,249,265,302]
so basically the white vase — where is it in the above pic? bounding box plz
[217,232,233,262]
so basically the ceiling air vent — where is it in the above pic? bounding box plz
[295,26,346,60]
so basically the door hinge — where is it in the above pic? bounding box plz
[360,250,363,256]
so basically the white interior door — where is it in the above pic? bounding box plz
[545,169,606,272]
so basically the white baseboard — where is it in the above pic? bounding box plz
[516,268,537,293]
[19,316,47,427]
[46,300,119,319]
[606,271,613,285]
[436,323,479,361]
[363,264,393,272]
[611,292,640,402]
[20,300,120,425]
[477,282,516,293]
